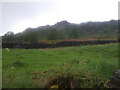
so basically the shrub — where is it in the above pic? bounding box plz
[31,62,109,88]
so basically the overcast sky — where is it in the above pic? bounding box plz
[0,0,119,36]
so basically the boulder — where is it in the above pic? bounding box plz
[108,70,120,88]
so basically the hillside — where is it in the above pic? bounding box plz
[2,20,118,43]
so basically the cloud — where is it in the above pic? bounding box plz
[1,0,119,36]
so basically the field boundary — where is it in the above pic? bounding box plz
[2,40,118,49]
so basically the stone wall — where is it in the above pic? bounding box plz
[2,40,118,49]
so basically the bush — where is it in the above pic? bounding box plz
[31,62,109,88]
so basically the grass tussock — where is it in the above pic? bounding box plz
[12,61,25,67]
[31,62,109,88]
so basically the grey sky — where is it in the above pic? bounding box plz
[1,0,119,36]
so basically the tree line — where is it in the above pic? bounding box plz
[2,20,118,43]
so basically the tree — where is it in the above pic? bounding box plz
[24,31,38,43]
[46,28,59,40]
[2,31,14,43]
[14,33,25,43]
[68,27,83,39]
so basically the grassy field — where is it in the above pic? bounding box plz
[2,43,118,88]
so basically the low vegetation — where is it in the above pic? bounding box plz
[2,43,118,88]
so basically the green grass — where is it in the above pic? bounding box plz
[2,43,118,88]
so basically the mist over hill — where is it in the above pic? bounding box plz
[2,20,118,43]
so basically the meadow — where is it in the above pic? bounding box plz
[2,43,118,88]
